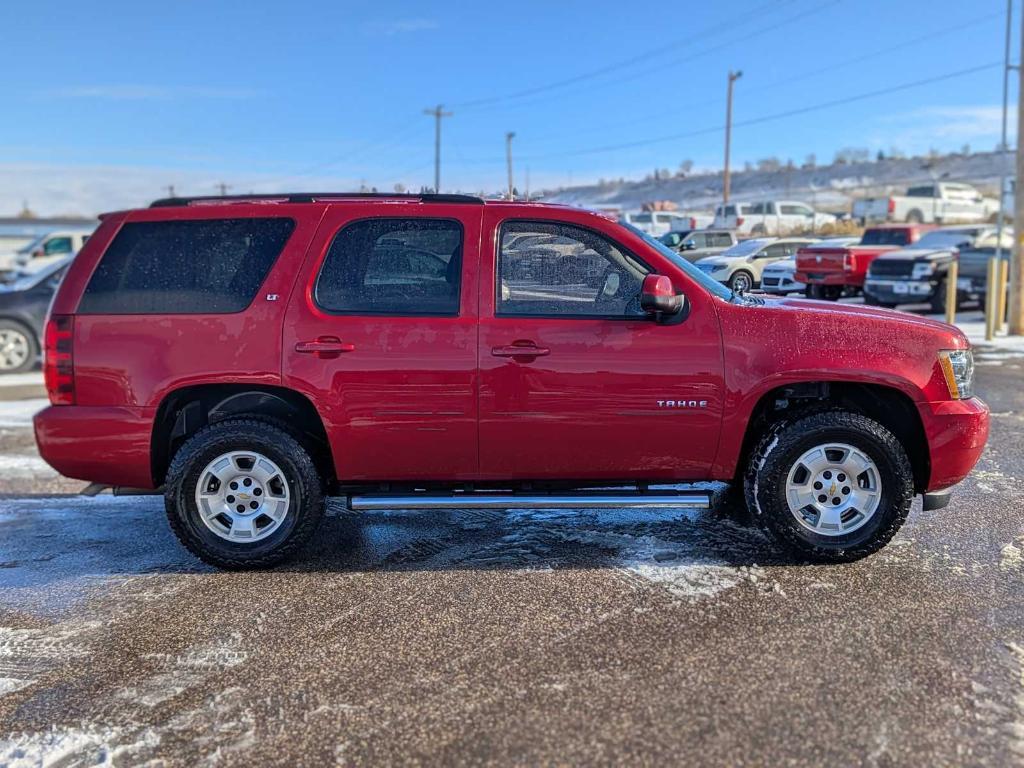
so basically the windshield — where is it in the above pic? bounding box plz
[720,239,769,257]
[860,229,911,246]
[913,230,977,250]
[624,225,732,300]
[14,234,47,255]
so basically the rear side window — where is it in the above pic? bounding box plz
[315,218,462,315]
[79,218,294,314]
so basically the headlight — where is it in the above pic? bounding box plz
[938,349,974,399]
[911,262,936,280]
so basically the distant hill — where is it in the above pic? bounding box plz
[542,151,1010,215]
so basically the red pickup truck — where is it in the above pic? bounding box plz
[34,194,987,569]
[795,224,932,300]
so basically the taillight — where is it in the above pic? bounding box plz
[844,252,856,271]
[887,198,896,215]
[736,216,745,226]
[44,315,75,405]
[689,217,697,229]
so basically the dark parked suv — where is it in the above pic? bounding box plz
[34,194,988,569]
[0,258,71,373]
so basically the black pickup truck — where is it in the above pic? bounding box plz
[863,226,1012,312]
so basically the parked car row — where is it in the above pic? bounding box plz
[623,197,837,238]
[794,224,933,300]
[864,225,1012,312]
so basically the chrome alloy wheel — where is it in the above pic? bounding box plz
[784,442,881,536]
[194,451,290,543]
[0,328,30,371]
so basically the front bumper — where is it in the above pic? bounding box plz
[761,274,805,294]
[916,397,989,492]
[864,277,936,302]
[34,405,156,489]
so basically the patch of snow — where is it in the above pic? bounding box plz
[0,677,30,696]
[0,724,158,768]
[1000,538,1023,571]
[0,398,48,428]
[0,454,55,478]
[0,372,43,388]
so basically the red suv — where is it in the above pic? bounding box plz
[34,194,989,569]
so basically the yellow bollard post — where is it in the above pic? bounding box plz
[996,258,1010,334]
[985,256,998,341]
[945,260,958,326]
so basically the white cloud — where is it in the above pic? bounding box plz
[871,104,1016,151]
[361,18,439,36]
[45,85,263,101]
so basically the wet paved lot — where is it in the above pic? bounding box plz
[0,320,1022,765]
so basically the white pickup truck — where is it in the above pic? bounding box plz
[853,182,998,225]
[712,200,835,236]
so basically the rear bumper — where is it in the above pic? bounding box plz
[34,405,156,489]
[795,271,858,287]
[916,397,990,492]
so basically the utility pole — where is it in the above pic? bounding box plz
[993,0,1014,334]
[723,70,742,205]
[215,182,231,197]
[505,132,516,199]
[424,104,452,193]
[1011,8,1024,335]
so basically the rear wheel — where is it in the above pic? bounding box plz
[165,419,325,569]
[0,320,37,374]
[744,410,913,562]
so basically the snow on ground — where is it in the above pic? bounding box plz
[0,398,47,428]
[0,372,43,389]
[0,454,55,478]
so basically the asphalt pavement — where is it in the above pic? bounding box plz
[0,313,1022,766]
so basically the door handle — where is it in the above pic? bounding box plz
[491,342,551,359]
[295,337,355,357]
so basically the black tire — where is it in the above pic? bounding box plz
[0,319,38,374]
[165,419,326,569]
[863,293,880,306]
[729,270,755,293]
[743,410,913,562]
[929,283,947,314]
[807,284,841,301]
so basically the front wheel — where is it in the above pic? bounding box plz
[165,419,326,569]
[744,410,913,562]
[729,270,754,293]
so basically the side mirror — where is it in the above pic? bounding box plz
[640,274,683,317]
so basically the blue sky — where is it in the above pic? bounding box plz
[0,0,1014,214]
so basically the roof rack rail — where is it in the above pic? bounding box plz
[149,192,485,208]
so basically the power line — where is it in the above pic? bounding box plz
[522,8,1004,146]
[450,0,805,111]
[463,61,1003,164]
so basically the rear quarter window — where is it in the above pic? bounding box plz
[78,218,295,314]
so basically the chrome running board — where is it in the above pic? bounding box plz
[347,491,711,511]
